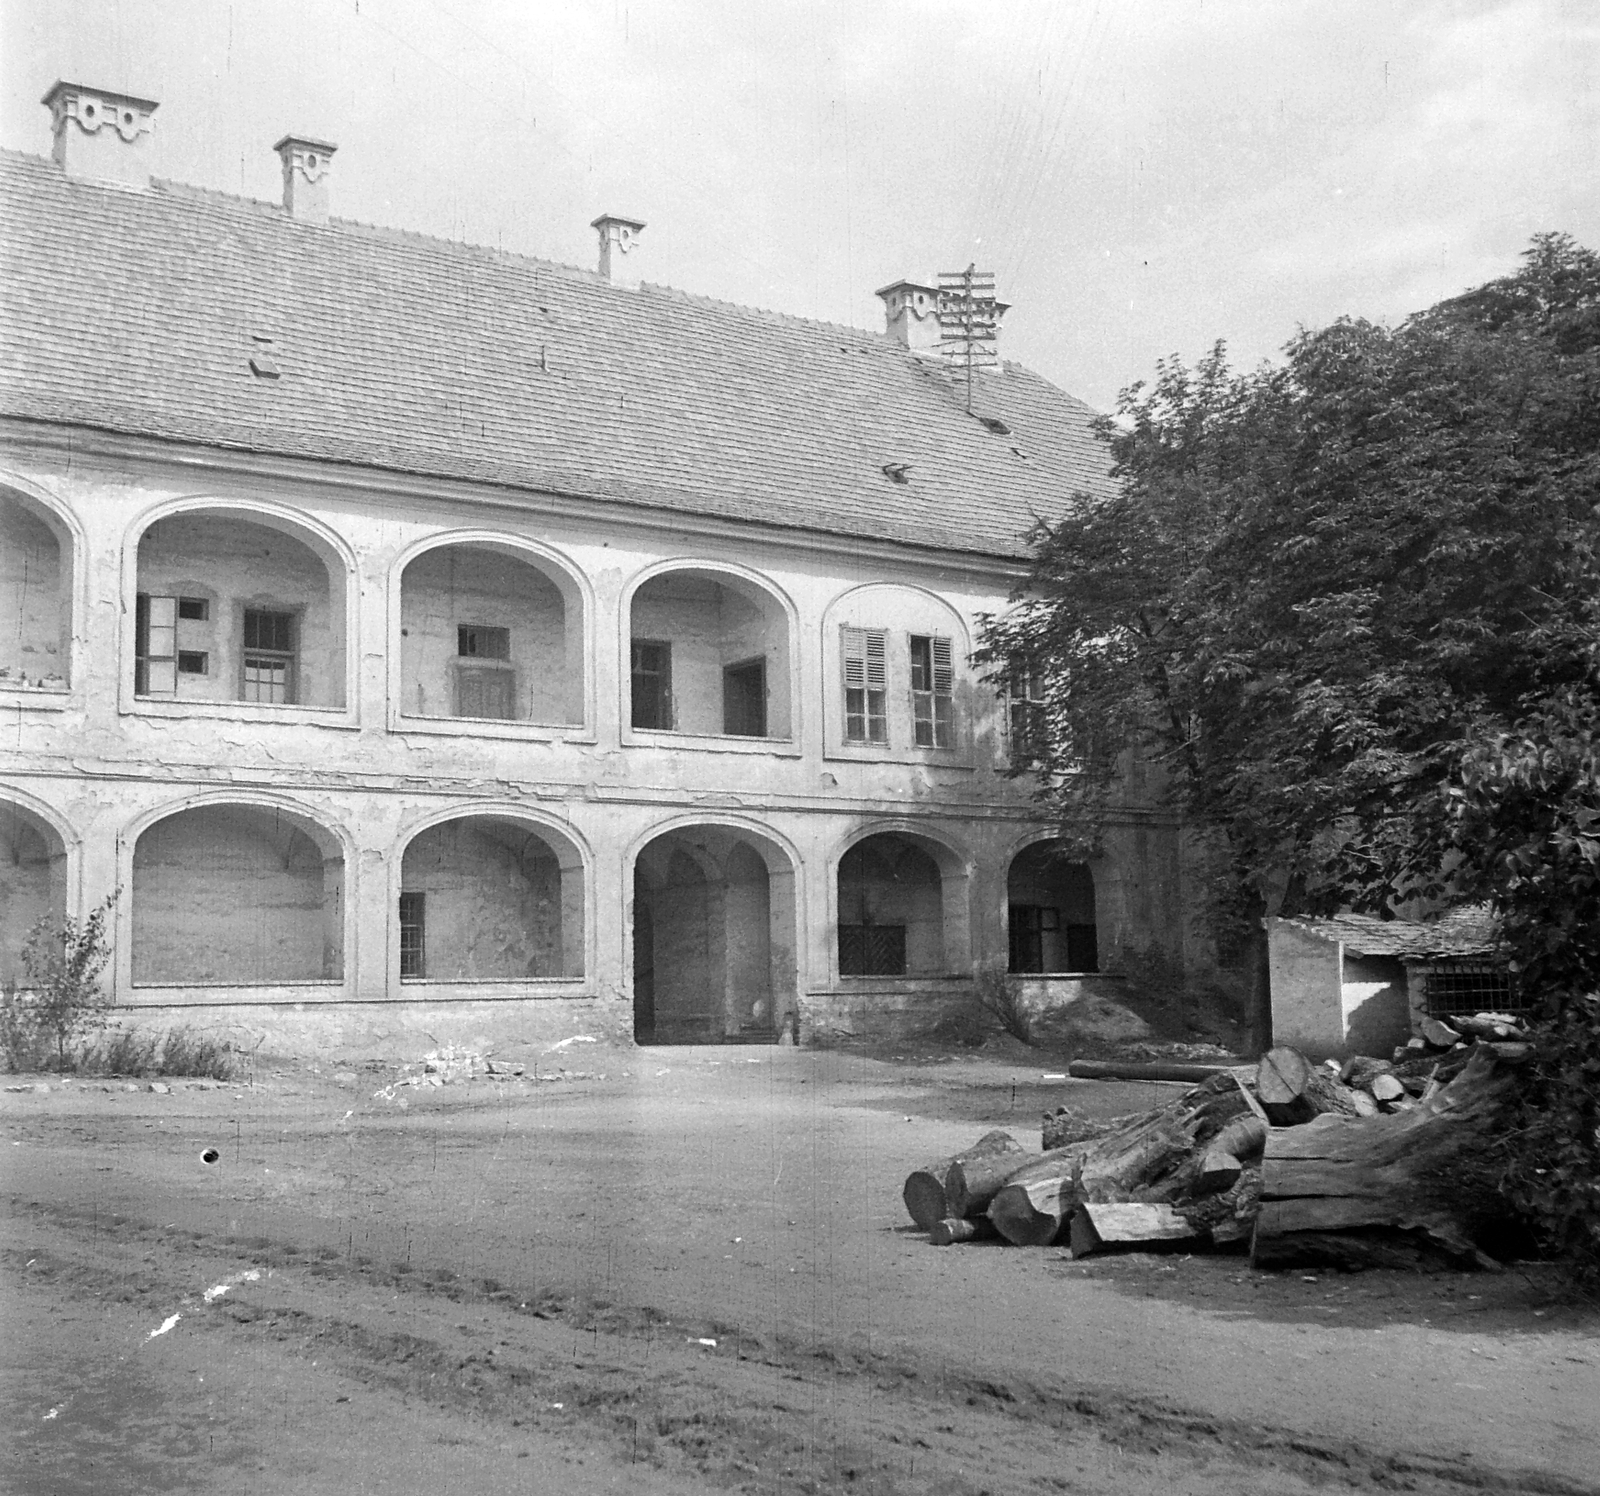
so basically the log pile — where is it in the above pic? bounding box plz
[901,1014,1528,1271]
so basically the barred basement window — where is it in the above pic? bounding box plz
[398,891,426,978]
[841,626,887,743]
[1422,962,1523,1016]
[909,634,953,748]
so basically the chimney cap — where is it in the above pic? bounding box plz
[273,134,339,156]
[874,278,939,299]
[41,79,160,115]
[591,213,647,232]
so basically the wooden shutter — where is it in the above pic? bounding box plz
[139,593,178,696]
[930,636,953,693]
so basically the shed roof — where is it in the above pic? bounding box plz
[1276,906,1503,961]
[0,151,1116,559]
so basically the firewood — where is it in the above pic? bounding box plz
[902,1130,1024,1230]
[1256,1047,1313,1123]
[1447,1013,1525,1042]
[1210,1112,1268,1162]
[1196,1149,1243,1193]
[1067,1059,1237,1083]
[989,1073,1247,1245]
[1251,1047,1518,1271]
[945,1137,1038,1218]
[1302,1068,1366,1118]
[1341,1055,1394,1090]
[1419,1016,1463,1049]
[1069,1203,1199,1257]
[1350,1089,1380,1117]
[929,1216,996,1246]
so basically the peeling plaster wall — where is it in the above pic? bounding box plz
[137,514,343,708]
[400,818,566,980]
[0,494,68,685]
[0,447,1212,1052]
[0,808,66,985]
[399,546,576,724]
[132,805,341,985]
[630,575,790,737]
[838,836,944,975]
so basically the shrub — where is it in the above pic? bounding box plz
[4,894,117,1073]
[972,966,1033,1045]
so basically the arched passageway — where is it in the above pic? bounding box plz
[0,802,68,986]
[398,542,583,724]
[398,816,584,981]
[1,489,72,692]
[1007,841,1098,973]
[632,826,796,1043]
[132,803,344,984]
[133,510,346,708]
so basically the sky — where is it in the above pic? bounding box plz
[2,0,1596,411]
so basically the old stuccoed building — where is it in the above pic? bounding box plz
[0,83,1198,1056]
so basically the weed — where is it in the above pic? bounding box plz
[971,966,1034,1045]
[1,894,117,1072]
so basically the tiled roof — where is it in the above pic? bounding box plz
[0,151,1116,559]
[1278,906,1503,960]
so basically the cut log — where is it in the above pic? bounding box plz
[1350,1089,1380,1117]
[945,1136,1037,1218]
[1067,1059,1237,1083]
[1256,1047,1313,1123]
[1196,1149,1243,1194]
[1251,1046,1518,1271]
[1301,1068,1366,1118]
[1070,1203,1199,1257]
[1210,1112,1268,1162]
[1419,1016,1463,1049]
[1448,1013,1525,1042]
[902,1130,1024,1230]
[989,1072,1249,1245]
[929,1216,997,1246]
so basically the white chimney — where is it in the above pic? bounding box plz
[275,136,337,224]
[592,214,647,288]
[42,81,158,188]
[875,280,943,352]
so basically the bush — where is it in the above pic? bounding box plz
[2,894,116,1073]
[971,967,1033,1045]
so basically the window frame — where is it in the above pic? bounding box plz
[398,890,426,979]
[909,633,955,749]
[722,654,768,737]
[630,639,674,730]
[841,625,888,744]
[240,606,299,705]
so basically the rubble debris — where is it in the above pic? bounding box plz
[899,1012,1531,1271]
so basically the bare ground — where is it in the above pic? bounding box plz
[3,1046,1597,1495]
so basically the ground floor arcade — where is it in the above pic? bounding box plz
[0,779,1195,1045]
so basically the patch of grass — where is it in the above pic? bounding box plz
[64,1025,236,1081]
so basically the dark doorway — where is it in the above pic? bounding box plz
[722,657,766,736]
[631,640,673,729]
[1007,842,1097,973]
[837,835,943,976]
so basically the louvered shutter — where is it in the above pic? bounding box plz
[931,636,953,693]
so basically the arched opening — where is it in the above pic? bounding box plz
[134,509,346,708]
[1007,841,1098,973]
[398,815,584,981]
[398,542,582,725]
[132,804,344,985]
[1,489,72,691]
[628,568,791,739]
[632,826,796,1043]
[0,801,68,986]
[837,833,949,976]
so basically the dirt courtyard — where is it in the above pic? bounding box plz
[4,1045,1598,1495]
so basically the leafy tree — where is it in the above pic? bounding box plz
[10,895,117,1072]
[981,233,1600,1032]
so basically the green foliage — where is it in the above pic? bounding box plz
[981,233,1600,939]
[4,894,117,1073]
[1444,692,1600,1281]
[83,1025,235,1080]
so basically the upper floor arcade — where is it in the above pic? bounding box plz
[0,470,1048,776]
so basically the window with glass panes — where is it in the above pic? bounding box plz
[841,626,887,742]
[242,608,296,704]
[909,634,953,748]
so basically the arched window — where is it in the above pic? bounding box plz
[1007,842,1097,973]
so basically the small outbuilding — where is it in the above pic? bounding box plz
[1266,906,1509,1059]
